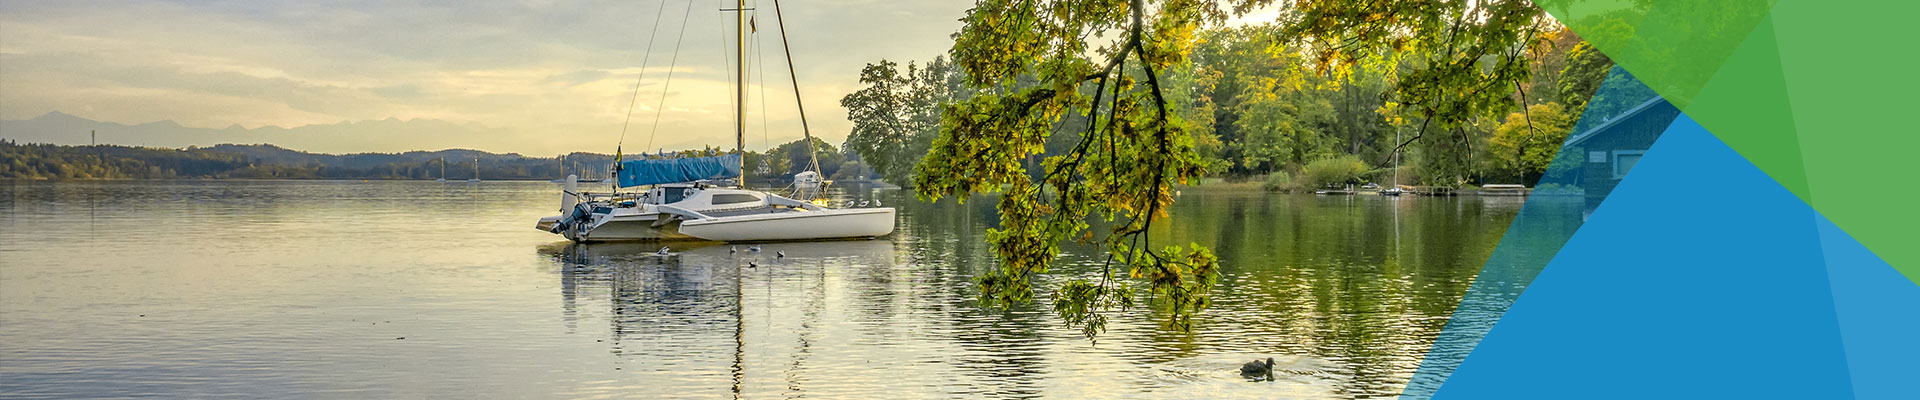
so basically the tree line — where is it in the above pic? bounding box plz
[0,141,603,180]
[2,138,874,183]
[839,23,1631,191]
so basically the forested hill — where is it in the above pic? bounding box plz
[2,138,870,182]
[0,140,616,180]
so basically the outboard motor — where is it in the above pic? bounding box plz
[550,202,596,234]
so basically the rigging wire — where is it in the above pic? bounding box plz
[644,0,699,157]
[615,0,675,160]
[752,2,770,157]
[716,0,738,143]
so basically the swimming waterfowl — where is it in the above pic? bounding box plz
[1240,358,1274,376]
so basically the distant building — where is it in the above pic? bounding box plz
[1563,95,1680,218]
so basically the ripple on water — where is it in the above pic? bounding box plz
[1,181,1543,398]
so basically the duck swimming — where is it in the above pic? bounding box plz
[1240,357,1274,376]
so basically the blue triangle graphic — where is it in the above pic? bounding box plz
[1399,67,1676,398]
[1818,218,1920,399]
[1432,115,1855,398]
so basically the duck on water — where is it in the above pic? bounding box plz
[1241,357,1275,377]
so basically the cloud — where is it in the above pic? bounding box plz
[0,0,974,155]
[543,70,612,87]
[371,84,424,98]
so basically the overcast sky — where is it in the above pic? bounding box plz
[0,0,985,155]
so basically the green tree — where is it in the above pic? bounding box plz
[1185,24,1407,177]
[1524,27,1582,106]
[1486,102,1574,184]
[1578,66,1657,125]
[1300,154,1372,188]
[772,137,843,178]
[1557,38,1615,112]
[911,0,1579,340]
[1281,0,1558,180]
[1233,73,1338,172]
[916,0,1271,339]
[1186,25,1344,174]
[840,57,963,187]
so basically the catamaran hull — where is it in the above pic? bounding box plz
[676,208,895,242]
[574,218,697,242]
[540,213,697,242]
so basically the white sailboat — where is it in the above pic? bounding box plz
[535,0,894,243]
[1380,122,1406,196]
[435,157,447,183]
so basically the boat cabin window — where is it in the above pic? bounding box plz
[663,188,690,204]
[711,193,761,205]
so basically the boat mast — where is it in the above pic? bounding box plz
[735,0,747,175]
[772,0,820,175]
[1393,126,1401,187]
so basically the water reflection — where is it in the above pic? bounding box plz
[541,242,738,397]
[2,181,1534,399]
[529,190,1538,399]
[541,240,946,398]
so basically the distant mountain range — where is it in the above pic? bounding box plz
[193,143,616,170]
[2,111,853,181]
[0,111,518,155]
[0,112,625,179]
[1,139,619,181]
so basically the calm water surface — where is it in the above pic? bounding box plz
[0,180,1563,398]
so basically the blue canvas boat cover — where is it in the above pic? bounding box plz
[615,154,741,187]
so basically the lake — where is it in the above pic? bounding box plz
[0,180,1568,398]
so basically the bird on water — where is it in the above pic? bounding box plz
[1241,358,1274,376]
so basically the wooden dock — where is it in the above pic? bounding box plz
[1480,184,1530,196]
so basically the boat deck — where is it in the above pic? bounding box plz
[695,205,806,218]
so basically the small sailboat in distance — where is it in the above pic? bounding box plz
[550,156,607,183]
[467,156,482,183]
[436,157,448,183]
[1381,121,1406,196]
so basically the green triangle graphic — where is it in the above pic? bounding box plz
[1544,0,1920,283]
[1678,14,1811,202]
[1547,0,1777,109]
[1771,0,1920,283]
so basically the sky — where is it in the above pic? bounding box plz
[0,0,983,155]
